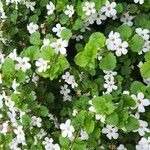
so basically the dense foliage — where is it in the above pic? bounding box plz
[0,0,150,149]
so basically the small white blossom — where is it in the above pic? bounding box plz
[95,114,106,123]
[79,129,89,141]
[31,116,42,128]
[136,137,150,150]
[52,24,65,37]
[117,144,127,150]
[35,58,50,72]
[135,28,149,41]
[82,2,96,16]
[60,84,71,96]
[27,22,39,34]
[64,5,74,18]
[120,12,134,26]
[101,0,117,18]
[50,39,68,55]
[25,1,36,11]
[60,119,75,139]
[102,125,119,140]
[15,57,31,72]
[131,92,150,113]
[8,49,17,60]
[104,79,117,93]
[46,2,55,15]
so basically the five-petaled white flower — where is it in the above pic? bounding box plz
[46,2,55,15]
[135,28,149,41]
[60,119,75,139]
[15,57,31,72]
[50,39,68,55]
[35,58,50,72]
[102,125,119,140]
[64,5,74,18]
[101,0,117,18]
[52,23,65,37]
[60,84,71,96]
[131,92,150,113]
[31,116,42,128]
[27,22,39,34]
[82,2,96,16]
[136,137,150,150]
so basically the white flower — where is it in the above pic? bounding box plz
[0,94,3,108]
[50,39,68,55]
[101,0,117,18]
[120,12,134,26]
[15,57,31,72]
[82,2,96,16]
[0,73,2,84]
[52,23,65,37]
[138,40,150,55]
[64,5,74,18]
[104,70,117,80]
[14,126,26,144]
[8,49,17,60]
[25,2,36,11]
[134,0,144,4]
[35,58,50,72]
[43,38,50,46]
[135,28,149,41]
[117,144,127,150]
[72,35,83,41]
[31,116,42,128]
[1,121,9,135]
[115,39,128,56]
[27,22,39,34]
[79,129,89,141]
[42,137,53,149]
[136,137,150,150]
[102,125,119,140]
[62,72,71,82]
[72,109,78,116]
[60,119,75,139]
[46,2,55,15]
[60,84,71,96]
[12,79,20,91]
[95,114,106,123]
[131,92,150,113]
[96,10,107,25]
[134,120,150,136]
[104,79,117,93]
[106,31,121,51]
[63,94,72,102]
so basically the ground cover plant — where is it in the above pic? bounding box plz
[0,0,150,149]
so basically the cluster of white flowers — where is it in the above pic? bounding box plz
[60,119,75,140]
[134,0,144,4]
[103,71,117,93]
[106,31,129,56]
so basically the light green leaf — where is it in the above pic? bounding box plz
[140,61,150,78]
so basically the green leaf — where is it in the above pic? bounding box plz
[117,24,132,40]
[11,10,18,24]
[74,52,88,67]
[72,19,83,30]
[89,32,106,48]
[72,140,87,150]
[16,70,26,83]
[22,115,31,126]
[125,116,139,132]
[21,46,40,61]
[92,97,115,115]
[59,135,70,148]
[116,3,124,13]
[30,32,41,46]
[58,55,69,71]
[99,53,116,71]
[39,106,49,117]
[106,113,118,126]
[129,34,144,52]
[40,46,54,60]
[84,114,95,134]
[130,81,145,94]
[144,52,150,61]
[61,29,72,40]
[122,94,136,107]
[140,61,150,78]
[2,58,15,84]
